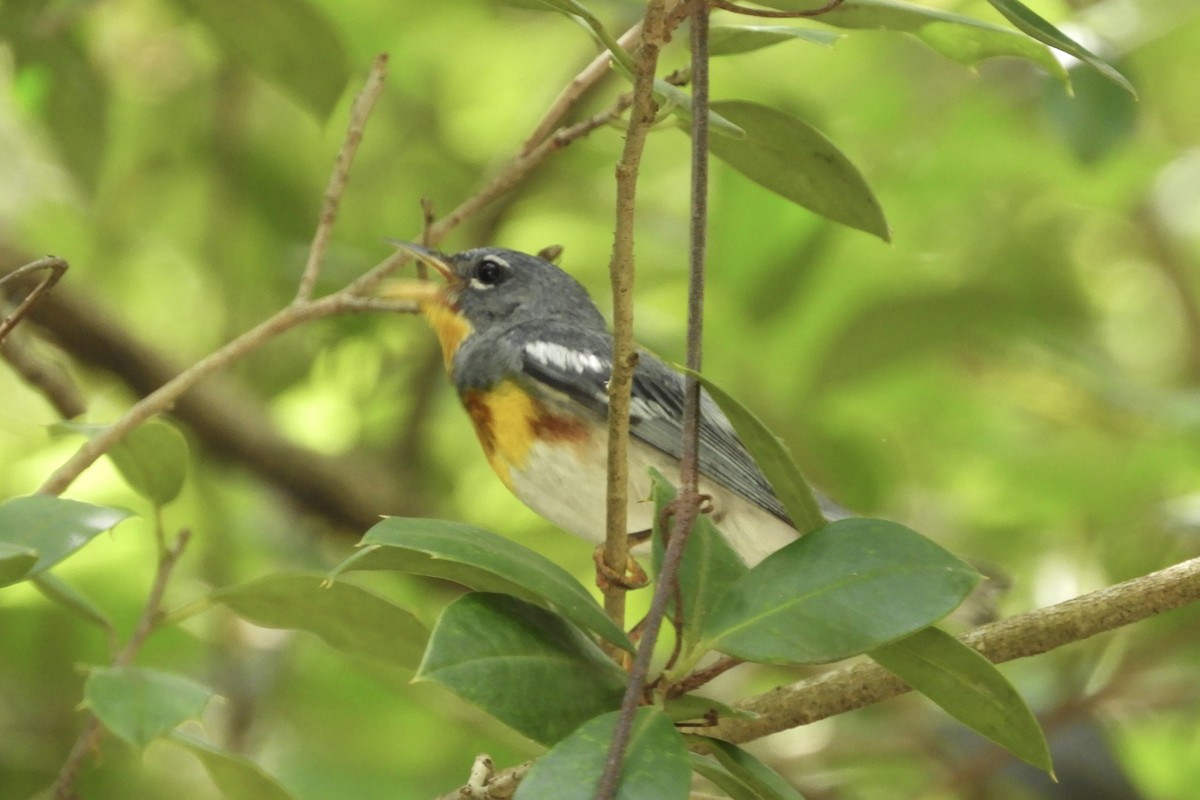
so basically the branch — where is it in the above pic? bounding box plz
[0,255,67,342]
[711,0,845,18]
[0,327,87,418]
[711,555,1200,743]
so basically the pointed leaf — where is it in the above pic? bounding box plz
[758,0,1068,85]
[700,518,980,664]
[0,495,131,574]
[331,517,632,651]
[211,574,426,671]
[690,753,768,800]
[171,732,296,800]
[697,737,807,800]
[983,0,1135,96]
[704,101,888,240]
[0,542,38,587]
[690,372,825,534]
[417,593,627,745]
[32,573,117,635]
[871,627,1053,772]
[168,0,350,120]
[708,25,841,56]
[515,708,690,800]
[85,666,214,749]
[649,468,748,650]
[105,419,189,506]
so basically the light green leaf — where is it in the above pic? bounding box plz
[697,737,808,800]
[171,732,296,800]
[515,708,690,800]
[0,542,38,587]
[983,0,1135,96]
[85,666,214,749]
[759,0,1068,85]
[331,517,631,651]
[211,574,426,671]
[703,100,889,240]
[689,372,825,534]
[32,573,117,635]
[663,693,755,724]
[0,495,131,574]
[417,593,627,745]
[167,0,350,120]
[708,25,841,56]
[872,627,1053,772]
[105,419,189,506]
[699,518,980,664]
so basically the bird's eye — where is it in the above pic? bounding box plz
[475,257,506,286]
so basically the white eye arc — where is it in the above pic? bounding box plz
[470,255,509,290]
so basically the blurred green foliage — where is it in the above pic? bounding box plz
[1,0,1198,798]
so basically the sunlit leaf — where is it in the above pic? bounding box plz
[331,517,632,651]
[85,666,214,749]
[105,419,190,506]
[0,542,38,587]
[872,627,1053,772]
[703,100,889,240]
[515,708,690,799]
[211,574,426,671]
[417,593,627,745]
[171,732,296,800]
[982,0,1135,96]
[0,495,131,574]
[699,518,979,664]
[168,0,350,120]
[688,372,825,534]
[694,737,807,800]
[708,25,841,56]
[758,0,1068,85]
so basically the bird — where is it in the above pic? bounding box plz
[379,244,823,566]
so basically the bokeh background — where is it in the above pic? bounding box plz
[2,0,1198,797]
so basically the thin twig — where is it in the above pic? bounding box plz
[0,256,67,343]
[0,329,87,418]
[295,55,389,302]
[711,0,845,18]
[668,656,742,699]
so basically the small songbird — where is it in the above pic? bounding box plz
[380,245,826,565]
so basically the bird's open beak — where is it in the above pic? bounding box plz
[376,241,460,304]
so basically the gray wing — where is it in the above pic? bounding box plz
[509,321,792,524]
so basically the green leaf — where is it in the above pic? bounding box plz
[693,737,807,800]
[690,752,765,800]
[0,542,38,587]
[0,495,131,574]
[32,573,117,635]
[689,372,825,534]
[699,518,980,664]
[85,666,214,749]
[417,593,627,745]
[703,100,889,240]
[983,0,1135,96]
[871,627,1053,772]
[708,25,841,57]
[211,574,427,671]
[167,0,350,120]
[515,708,690,800]
[663,693,755,724]
[105,419,189,506]
[649,468,748,650]
[171,732,296,800]
[331,517,632,652]
[759,0,1068,85]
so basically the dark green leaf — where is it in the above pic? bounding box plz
[703,100,889,240]
[983,0,1135,96]
[0,542,38,587]
[689,373,825,534]
[0,495,131,574]
[758,0,1068,85]
[698,737,808,800]
[690,752,765,800]
[171,732,296,800]
[515,708,690,800]
[211,574,426,671]
[85,666,214,749]
[649,468,748,650]
[708,25,841,56]
[871,627,1053,772]
[699,518,980,664]
[417,593,627,745]
[105,419,189,506]
[168,0,350,120]
[331,517,632,651]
